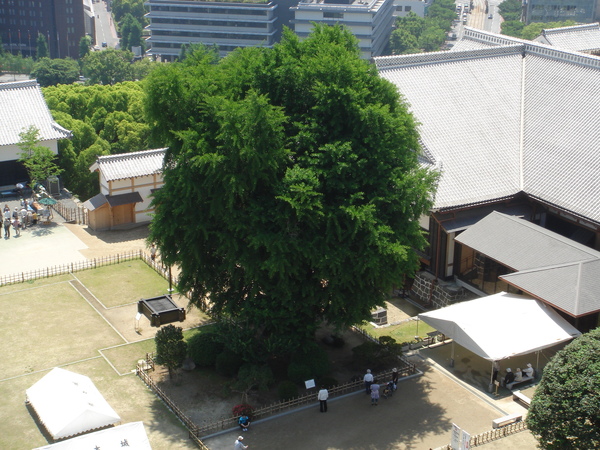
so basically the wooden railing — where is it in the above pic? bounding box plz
[0,250,148,286]
[52,201,88,225]
[195,358,417,437]
[433,420,528,449]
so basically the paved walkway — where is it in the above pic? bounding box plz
[203,355,538,450]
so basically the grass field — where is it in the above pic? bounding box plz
[0,261,204,450]
[362,318,435,344]
[74,260,170,308]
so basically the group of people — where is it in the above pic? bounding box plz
[364,368,398,406]
[2,199,52,238]
[500,363,535,388]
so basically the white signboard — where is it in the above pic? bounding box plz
[461,430,470,449]
[451,423,461,450]
[305,379,316,389]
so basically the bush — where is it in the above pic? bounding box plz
[187,332,224,367]
[352,341,397,371]
[318,376,339,389]
[321,334,345,348]
[291,342,330,379]
[287,361,311,384]
[232,403,254,419]
[277,380,299,401]
[215,350,243,377]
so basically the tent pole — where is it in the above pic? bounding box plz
[536,351,540,372]
[450,341,455,367]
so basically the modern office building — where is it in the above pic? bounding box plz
[292,0,397,59]
[144,0,280,59]
[524,0,597,24]
[0,0,86,59]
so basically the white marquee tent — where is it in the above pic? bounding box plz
[33,422,151,450]
[26,367,121,440]
[418,292,581,362]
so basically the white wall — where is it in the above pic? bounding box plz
[0,140,58,163]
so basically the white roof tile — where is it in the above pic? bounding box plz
[0,80,71,146]
[93,148,166,181]
[536,23,600,53]
[375,31,600,224]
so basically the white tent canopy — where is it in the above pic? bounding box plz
[26,367,121,440]
[418,293,581,361]
[33,422,151,450]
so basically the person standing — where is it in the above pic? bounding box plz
[391,367,398,390]
[364,369,374,394]
[234,436,248,450]
[370,379,380,406]
[318,386,329,412]
[492,361,500,383]
[150,243,157,261]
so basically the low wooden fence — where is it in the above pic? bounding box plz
[52,201,88,225]
[434,420,528,449]
[0,250,155,286]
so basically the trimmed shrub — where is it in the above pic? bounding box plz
[277,380,299,401]
[352,341,396,371]
[215,350,243,377]
[187,332,223,367]
[287,361,311,384]
[232,403,254,420]
[292,342,330,379]
[318,376,339,389]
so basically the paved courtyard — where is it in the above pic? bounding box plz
[0,201,540,449]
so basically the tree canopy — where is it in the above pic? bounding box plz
[31,57,80,87]
[146,25,437,359]
[82,48,134,85]
[527,327,600,449]
[17,126,62,185]
[154,324,187,379]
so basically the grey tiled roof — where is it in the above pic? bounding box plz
[535,23,600,53]
[91,148,166,181]
[501,260,600,316]
[375,30,600,224]
[456,212,600,316]
[455,212,600,271]
[0,80,71,146]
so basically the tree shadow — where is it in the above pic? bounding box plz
[80,223,150,245]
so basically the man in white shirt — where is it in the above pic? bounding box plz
[318,386,329,412]
[364,369,374,394]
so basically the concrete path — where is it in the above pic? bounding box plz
[203,355,537,450]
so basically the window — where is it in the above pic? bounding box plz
[323,12,344,19]
[405,6,411,11]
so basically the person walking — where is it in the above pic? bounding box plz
[370,379,380,406]
[234,435,248,449]
[364,369,374,394]
[318,385,329,412]
[12,218,21,236]
[4,218,11,238]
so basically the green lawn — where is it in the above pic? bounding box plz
[74,260,169,308]
[361,318,435,344]
[0,281,124,379]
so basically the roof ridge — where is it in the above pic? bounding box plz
[97,148,167,163]
[543,22,600,35]
[0,80,39,90]
[492,212,600,259]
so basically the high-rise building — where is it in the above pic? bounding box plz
[524,0,597,24]
[292,0,397,59]
[0,0,86,59]
[144,0,280,60]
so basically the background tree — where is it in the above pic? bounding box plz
[36,33,49,59]
[498,0,523,21]
[154,324,187,379]
[82,48,134,85]
[31,57,80,86]
[146,25,437,361]
[17,126,62,185]
[112,0,148,26]
[527,328,600,449]
[119,14,144,52]
[79,36,92,60]
[390,28,420,54]
[43,82,152,198]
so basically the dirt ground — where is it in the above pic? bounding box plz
[63,222,152,258]
[150,326,370,425]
